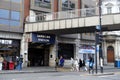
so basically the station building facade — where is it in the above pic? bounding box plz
[23,0,120,67]
[23,0,97,67]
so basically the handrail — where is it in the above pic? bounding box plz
[26,6,120,22]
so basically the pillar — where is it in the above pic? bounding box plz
[75,39,81,60]
[52,0,58,19]
[49,45,56,67]
[103,40,107,64]
[76,0,82,16]
[78,0,82,9]
[20,33,29,67]
[24,0,30,21]
[53,0,58,12]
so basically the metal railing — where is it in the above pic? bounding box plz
[26,6,120,22]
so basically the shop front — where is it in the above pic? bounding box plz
[79,45,95,61]
[0,39,20,70]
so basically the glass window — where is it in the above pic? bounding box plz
[10,21,20,26]
[0,9,9,19]
[107,7,112,14]
[58,43,74,59]
[62,0,67,3]
[83,54,87,61]
[11,0,21,3]
[0,19,9,25]
[62,0,75,11]
[0,19,20,26]
[44,0,50,3]
[35,0,51,9]
[11,11,20,20]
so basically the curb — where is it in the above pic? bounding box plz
[92,72,114,76]
[84,72,115,76]
[81,72,114,76]
[0,70,57,74]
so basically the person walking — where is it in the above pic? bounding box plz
[16,55,23,70]
[0,55,4,70]
[89,57,94,74]
[82,60,87,71]
[79,59,82,71]
[74,59,79,72]
[55,57,59,70]
[59,56,64,67]
[19,55,23,70]
[70,57,74,71]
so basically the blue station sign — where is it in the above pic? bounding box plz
[32,33,55,44]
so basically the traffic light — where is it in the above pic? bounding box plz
[96,25,103,44]
[96,25,101,32]
[96,33,103,44]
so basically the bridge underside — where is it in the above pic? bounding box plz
[33,24,120,35]
[35,26,95,35]
[25,14,120,35]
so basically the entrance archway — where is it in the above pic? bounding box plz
[107,46,114,63]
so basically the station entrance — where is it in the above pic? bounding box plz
[28,43,50,67]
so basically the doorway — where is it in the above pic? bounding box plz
[28,43,50,67]
[107,46,114,63]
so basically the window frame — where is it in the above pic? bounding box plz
[11,11,20,21]
[62,0,75,11]
[0,9,10,19]
[107,7,112,14]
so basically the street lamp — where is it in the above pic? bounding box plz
[98,0,103,73]
[95,0,103,74]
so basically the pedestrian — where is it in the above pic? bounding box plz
[0,55,4,70]
[15,56,19,70]
[16,55,23,70]
[59,56,64,67]
[74,59,79,72]
[55,57,59,69]
[19,55,23,70]
[100,57,103,73]
[79,59,82,71]
[70,57,74,71]
[89,57,94,74]
[82,60,87,71]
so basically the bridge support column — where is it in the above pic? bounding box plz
[20,33,29,68]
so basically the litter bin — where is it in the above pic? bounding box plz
[115,60,120,68]
[9,62,14,70]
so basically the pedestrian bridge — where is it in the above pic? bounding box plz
[25,7,120,35]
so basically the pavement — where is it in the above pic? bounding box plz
[0,67,57,74]
[0,65,120,76]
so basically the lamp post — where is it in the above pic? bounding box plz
[99,0,102,30]
[98,0,103,73]
[95,0,103,74]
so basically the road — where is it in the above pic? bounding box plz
[1,72,120,80]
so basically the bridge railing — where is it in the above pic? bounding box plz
[26,6,120,22]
